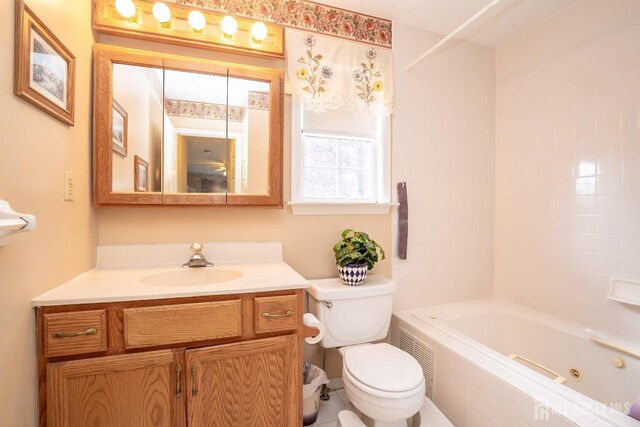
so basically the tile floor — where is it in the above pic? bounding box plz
[309,388,355,427]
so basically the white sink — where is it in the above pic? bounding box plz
[141,268,242,287]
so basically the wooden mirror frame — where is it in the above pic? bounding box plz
[93,44,283,208]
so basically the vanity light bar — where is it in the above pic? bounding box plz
[93,0,284,58]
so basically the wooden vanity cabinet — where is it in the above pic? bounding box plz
[36,290,304,427]
[46,350,185,427]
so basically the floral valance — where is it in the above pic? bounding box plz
[285,29,393,116]
[175,0,392,48]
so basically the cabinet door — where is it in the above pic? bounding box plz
[47,350,185,427]
[186,335,299,427]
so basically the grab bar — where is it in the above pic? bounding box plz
[590,336,640,360]
[507,354,567,384]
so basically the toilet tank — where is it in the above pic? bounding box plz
[307,275,396,349]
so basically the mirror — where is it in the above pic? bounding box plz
[162,71,271,196]
[93,44,283,207]
[111,63,163,194]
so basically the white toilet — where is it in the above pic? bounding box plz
[307,275,425,427]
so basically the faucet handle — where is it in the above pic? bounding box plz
[191,243,203,254]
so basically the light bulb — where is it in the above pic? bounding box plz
[152,2,171,24]
[188,10,206,32]
[115,0,136,19]
[220,15,238,38]
[251,21,268,43]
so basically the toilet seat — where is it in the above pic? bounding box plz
[343,343,425,399]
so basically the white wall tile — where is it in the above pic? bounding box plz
[391,23,495,311]
[495,0,640,341]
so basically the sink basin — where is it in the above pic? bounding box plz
[141,268,242,287]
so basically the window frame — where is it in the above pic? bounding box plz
[289,96,395,215]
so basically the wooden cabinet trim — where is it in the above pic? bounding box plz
[123,300,242,349]
[185,335,298,427]
[46,350,184,427]
[43,309,107,358]
[37,289,303,427]
[93,44,284,208]
[254,294,299,334]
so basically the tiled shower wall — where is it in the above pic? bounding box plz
[495,0,640,343]
[391,23,496,310]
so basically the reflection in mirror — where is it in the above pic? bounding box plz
[163,69,228,194]
[229,76,271,195]
[111,63,163,193]
[179,135,230,193]
[162,69,271,195]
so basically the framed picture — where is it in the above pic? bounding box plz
[14,0,75,126]
[112,99,128,156]
[134,156,149,192]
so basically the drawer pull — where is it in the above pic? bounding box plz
[176,363,182,398]
[51,327,98,338]
[261,310,294,319]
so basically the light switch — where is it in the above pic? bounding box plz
[64,171,74,201]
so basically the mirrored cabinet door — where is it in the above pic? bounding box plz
[161,61,229,206]
[111,64,163,194]
[93,45,283,207]
[227,76,271,196]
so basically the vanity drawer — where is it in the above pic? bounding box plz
[123,300,242,349]
[43,310,107,358]
[254,295,298,334]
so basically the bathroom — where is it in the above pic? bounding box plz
[1,0,640,426]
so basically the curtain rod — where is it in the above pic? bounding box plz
[405,0,506,72]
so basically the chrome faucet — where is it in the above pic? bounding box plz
[182,243,214,268]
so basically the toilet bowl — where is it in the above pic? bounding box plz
[341,343,425,427]
[307,277,426,427]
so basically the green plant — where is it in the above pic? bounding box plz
[333,229,385,270]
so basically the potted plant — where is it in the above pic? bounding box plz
[333,228,385,286]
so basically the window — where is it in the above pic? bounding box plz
[303,133,375,200]
[290,98,393,215]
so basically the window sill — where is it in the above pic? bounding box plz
[287,201,398,216]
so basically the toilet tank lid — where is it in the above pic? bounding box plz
[307,275,396,300]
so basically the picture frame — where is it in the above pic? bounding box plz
[112,99,128,157]
[134,156,149,192]
[14,0,76,126]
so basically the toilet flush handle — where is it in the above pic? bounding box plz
[321,300,333,309]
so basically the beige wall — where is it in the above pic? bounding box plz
[495,0,640,343]
[95,35,392,281]
[97,94,392,281]
[0,12,392,425]
[0,0,97,425]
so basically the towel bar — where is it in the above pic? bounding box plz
[0,200,36,246]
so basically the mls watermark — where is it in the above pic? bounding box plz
[534,399,633,421]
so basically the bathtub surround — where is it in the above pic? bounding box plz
[494,0,640,343]
[391,22,496,310]
[392,303,640,427]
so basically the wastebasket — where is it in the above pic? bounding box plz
[302,363,329,426]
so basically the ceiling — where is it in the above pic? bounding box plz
[326,0,578,47]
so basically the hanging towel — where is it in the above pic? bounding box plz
[630,395,640,421]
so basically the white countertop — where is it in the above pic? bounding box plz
[32,262,310,307]
[32,242,310,307]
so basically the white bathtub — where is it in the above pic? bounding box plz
[391,299,640,427]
